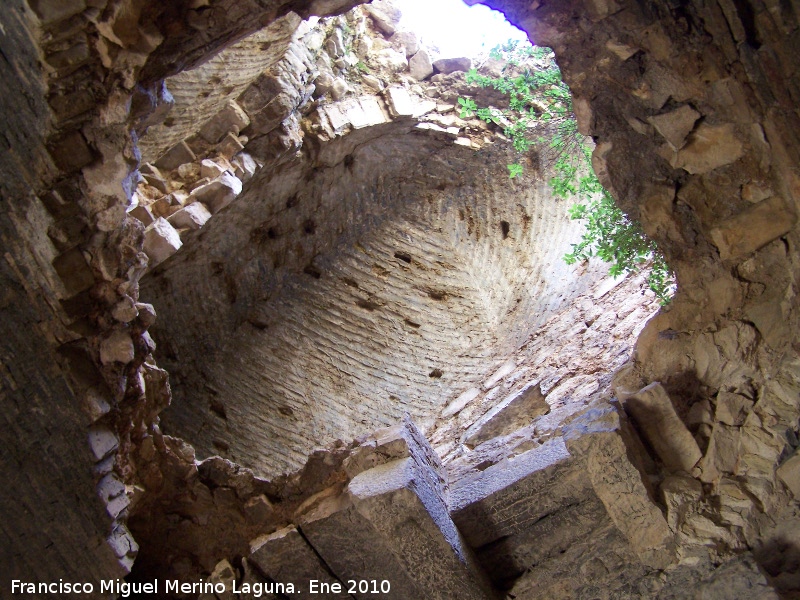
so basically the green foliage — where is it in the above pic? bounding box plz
[355,60,370,73]
[458,41,675,304]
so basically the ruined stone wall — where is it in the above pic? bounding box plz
[485,0,800,589]
[3,0,800,594]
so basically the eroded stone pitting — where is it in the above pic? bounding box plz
[142,115,612,475]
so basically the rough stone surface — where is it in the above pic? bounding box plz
[433,57,473,74]
[2,0,800,595]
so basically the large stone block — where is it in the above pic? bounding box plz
[433,57,473,75]
[463,383,549,448]
[249,526,347,599]
[409,49,434,81]
[199,100,251,144]
[143,218,182,266]
[622,382,702,473]
[563,404,674,568]
[710,195,797,261]
[168,202,212,231]
[189,172,243,214]
[450,436,590,549]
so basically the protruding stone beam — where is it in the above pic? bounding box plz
[450,403,675,590]
[249,526,350,599]
[296,419,498,600]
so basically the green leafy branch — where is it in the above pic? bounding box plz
[458,41,675,304]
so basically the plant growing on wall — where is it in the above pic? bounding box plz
[458,41,674,304]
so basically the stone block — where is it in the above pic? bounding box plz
[661,473,703,530]
[199,158,226,179]
[623,382,702,472]
[365,0,402,34]
[216,132,245,160]
[168,202,212,231]
[199,100,251,144]
[384,86,414,117]
[673,122,744,174]
[155,141,196,172]
[143,217,182,266]
[463,383,549,447]
[698,423,741,483]
[442,387,480,417]
[300,457,496,600]
[648,105,700,150]
[129,203,155,226]
[88,425,119,461]
[231,152,258,182]
[563,404,673,568]
[777,450,800,498]
[433,57,473,74]
[710,195,797,261]
[450,436,589,549]
[189,172,243,214]
[390,31,419,57]
[99,329,135,365]
[250,526,351,599]
[52,247,95,295]
[409,49,434,80]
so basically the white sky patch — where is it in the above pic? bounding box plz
[397,0,528,58]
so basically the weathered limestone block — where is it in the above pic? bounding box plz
[365,0,402,34]
[168,202,212,231]
[661,473,703,531]
[648,105,700,150]
[710,195,797,261]
[623,382,703,473]
[374,47,408,72]
[249,527,340,599]
[199,158,227,179]
[698,423,741,483]
[88,425,119,461]
[463,383,549,448]
[300,455,496,600]
[231,152,259,181]
[390,31,419,57]
[777,450,800,498]
[154,141,197,171]
[189,172,243,214]
[129,203,155,226]
[143,217,182,265]
[384,86,414,117]
[343,416,444,480]
[433,57,473,74]
[449,436,587,549]
[409,48,434,80]
[217,132,245,160]
[672,122,744,174]
[442,387,481,418]
[99,329,135,365]
[199,100,251,144]
[563,404,674,568]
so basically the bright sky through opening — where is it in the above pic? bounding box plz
[398,0,529,58]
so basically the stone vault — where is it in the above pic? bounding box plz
[1,0,800,597]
